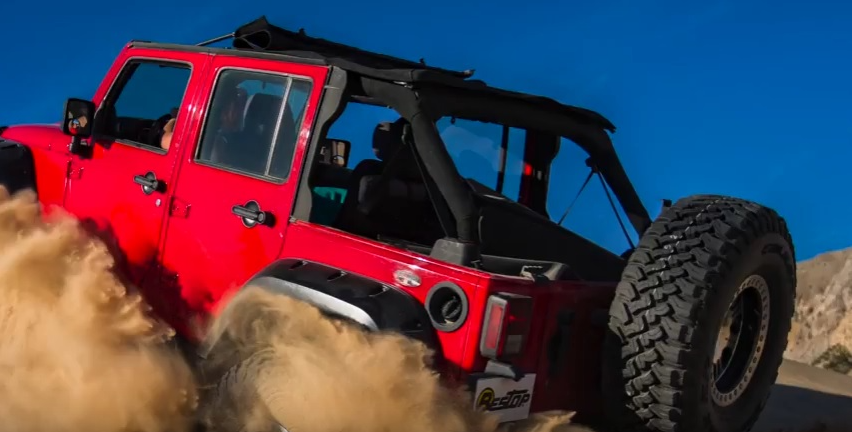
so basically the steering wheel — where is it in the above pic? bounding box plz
[147,113,174,148]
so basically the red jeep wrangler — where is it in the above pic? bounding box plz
[0,16,795,432]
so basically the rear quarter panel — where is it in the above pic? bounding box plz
[280,221,617,417]
[279,221,486,374]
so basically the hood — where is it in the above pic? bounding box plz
[0,123,65,150]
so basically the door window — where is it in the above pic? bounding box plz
[195,69,313,181]
[102,60,191,152]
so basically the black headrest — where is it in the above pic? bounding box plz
[243,93,283,135]
[372,118,408,161]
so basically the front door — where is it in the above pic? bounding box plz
[155,55,327,338]
[63,48,209,301]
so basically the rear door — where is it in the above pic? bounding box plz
[63,48,210,287]
[154,54,328,335]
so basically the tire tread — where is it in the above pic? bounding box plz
[604,194,796,432]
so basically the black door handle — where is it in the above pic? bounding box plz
[232,205,265,222]
[231,200,273,228]
[133,171,164,195]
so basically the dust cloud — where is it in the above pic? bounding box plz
[0,187,197,432]
[196,287,598,432]
[196,286,502,432]
[0,186,604,432]
[0,185,834,432]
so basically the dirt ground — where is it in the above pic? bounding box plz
[0,185,849,432]
[754,360,852,432]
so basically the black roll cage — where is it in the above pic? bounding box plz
[292,68,653,249]
[410,83,652,240]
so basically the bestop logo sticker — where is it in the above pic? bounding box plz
[473,374,536,423]
[476,387,531,411]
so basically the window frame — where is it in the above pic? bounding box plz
[99,57,194,155]
[193,66,315,184]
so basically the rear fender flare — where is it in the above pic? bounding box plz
[248,275,378,330]
[238,259,439,348]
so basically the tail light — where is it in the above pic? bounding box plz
[479,292,533,361]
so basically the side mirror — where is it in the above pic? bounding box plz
[62,98,96,139]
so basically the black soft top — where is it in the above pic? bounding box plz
[130,16,651,237]
[230,16,616,133]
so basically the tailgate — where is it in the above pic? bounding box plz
[471,276,616,420]
[532,281,614,415]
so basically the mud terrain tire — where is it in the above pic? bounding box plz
[602,195,796,432]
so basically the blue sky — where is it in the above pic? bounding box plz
[2,0,851,261]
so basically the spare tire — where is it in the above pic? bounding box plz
[602,195,796,432]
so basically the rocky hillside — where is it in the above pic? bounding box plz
[785,246,852,373]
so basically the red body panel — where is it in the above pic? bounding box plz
[0,43,619,419]
[154,55,329,336]
[1,124,71,211]
[479,277,615,416]
[60,48,212,324]
[280,222,485,369]
[281,221,615,415]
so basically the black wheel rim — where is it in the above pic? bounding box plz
[710,274,771,407]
